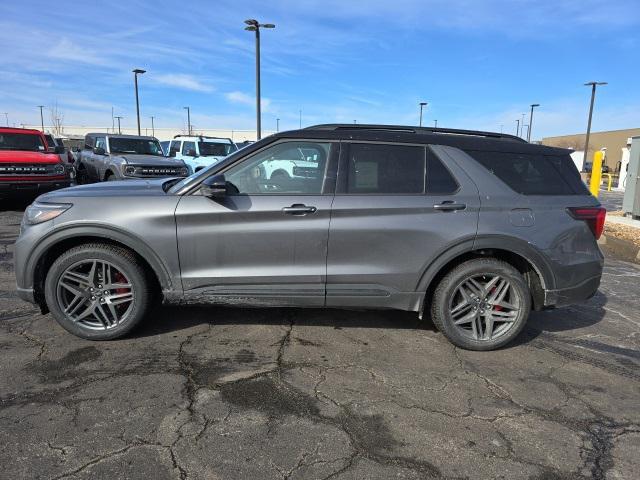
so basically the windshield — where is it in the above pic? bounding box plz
[0,133,46,151]
[198,141,237,157]
[109,138,163,155]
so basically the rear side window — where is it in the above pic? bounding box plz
[426,150,458,194]
[467,150,589,195]
[347,143,424,194]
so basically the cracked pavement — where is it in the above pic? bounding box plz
[1,199,639,479]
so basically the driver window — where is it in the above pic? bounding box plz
[224,141,330,195]
[95,137,106,149]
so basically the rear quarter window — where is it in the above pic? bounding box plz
[466,150,589,195]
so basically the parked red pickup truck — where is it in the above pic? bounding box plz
[0,127,75,196]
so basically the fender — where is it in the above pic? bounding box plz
[415,234,555,294]
[23,223,176,292]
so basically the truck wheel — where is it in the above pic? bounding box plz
[44,243,151,340]
[430,258,531,351]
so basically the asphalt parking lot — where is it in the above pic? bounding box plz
[1,197,639,480]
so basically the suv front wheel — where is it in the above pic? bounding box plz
[431,258,531,351]
[44,243,150,340]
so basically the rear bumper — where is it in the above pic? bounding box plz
[544,275,601,308]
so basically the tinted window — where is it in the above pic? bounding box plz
[224,141,330,195]
[198,141,236,157]
[467,150,589,195]
[182,141,196,155]
[0,133,45,151]
[426,150,458,194]
[108,137,162,155]
[347,143,425,194]
[95,137,107,150]
[170,140,181,154]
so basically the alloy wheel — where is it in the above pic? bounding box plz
[56,259,134,330]
[449,274,521,341]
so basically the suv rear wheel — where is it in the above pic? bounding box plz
[431,258,531,351]
[44,243,150,340]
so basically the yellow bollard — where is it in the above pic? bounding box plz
[603,173,613,191]
[589,151,603,198]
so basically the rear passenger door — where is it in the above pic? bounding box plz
[326,142,480,311]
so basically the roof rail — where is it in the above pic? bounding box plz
[304,124,527,143]
[173,134,233,142]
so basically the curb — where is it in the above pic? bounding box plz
[598,234,640,264]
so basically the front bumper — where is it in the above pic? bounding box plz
[0,178,74,194]
[544,275,601,308]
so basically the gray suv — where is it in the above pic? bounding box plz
[78,133,188,183]
[14,124,605,350]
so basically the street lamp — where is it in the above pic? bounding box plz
[434,119,438,128]
[519,113,526,137]
[299,109,302,128]
[276,118,280,132]
[184,107,191,135]
[419,102,428,126]
[115,116,123,134]
[527,104,540,142]
[582,81,607,168]
[515,119,520,136]
[150,116,155,137]
[132,68,146,136]
[2,113,7,126]
[244,19,275,140]
[37,105,45,132]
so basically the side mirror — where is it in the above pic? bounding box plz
[54,145,66,154]
[201,174,227,198]
[169,149,177,158]
[187,149,198,157]
[93,147,106,155]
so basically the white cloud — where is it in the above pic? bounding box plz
[48,38,107,65]
[226,91,271,111]
[152,74,214,92]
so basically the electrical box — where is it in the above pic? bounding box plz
[622,136,640,218]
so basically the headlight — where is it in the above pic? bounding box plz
[24,202,72,225]
[179,167,188,176]
[54,164,65,175]
[123,165,137,176]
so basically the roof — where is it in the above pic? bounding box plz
[0,127,44,135]
[172,134,234,142]
[271,124,570,155]
[85,133,158,140]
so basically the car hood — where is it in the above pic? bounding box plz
[0,150,61,164]
[38,178,170,201]
[116,154,185,166]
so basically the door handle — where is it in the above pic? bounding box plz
[282,204,317,215]
[433,201,466,211]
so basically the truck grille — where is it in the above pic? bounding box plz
[0,164,65,176]
[126,166,187,177]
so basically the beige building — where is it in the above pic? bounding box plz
[542,128,640,171]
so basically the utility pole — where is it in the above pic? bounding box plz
[434,119,438,128]
[299,109,302,128]
[527,103,540,142]
[37,105,45,132]
[520,113,525,137]
[516,119,520,136]
[582,82,607,168]
[184,107,191,135]
[2,113,8,126]
[244,19,275,140]
[111,106,115,133]
[133,68,146,135]
[115,116,123,134]
[150,116,155,137]
[419,102,427,126]
[276,118,280,132]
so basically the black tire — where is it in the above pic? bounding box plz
[105,172,118,181]
[270,169,290,180]
[430,258,531,351]
[76,164,89,184]
[44,243,151,340]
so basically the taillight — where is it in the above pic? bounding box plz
[567,207,606,240]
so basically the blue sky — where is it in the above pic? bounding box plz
[1,0,639,139]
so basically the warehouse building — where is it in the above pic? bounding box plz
[542,128,640,172]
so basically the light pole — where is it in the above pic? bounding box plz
[519,113,525,137]
[184,107,191,135]
[515,119,520,136]
[37,105,45,132]
[527,103,540,142]
[434,119,438,128]
[276,118,280,132]
[299,109,302,128]
[582,82,607,168]
[115,116,123,134]
[244,19,275,140]
[133,68,146,136]
[2,113,7,126]
[419,102,427,126]
[522,125,529,141]
[150,116,155,137]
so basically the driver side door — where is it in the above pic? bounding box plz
[175,140,339,306]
